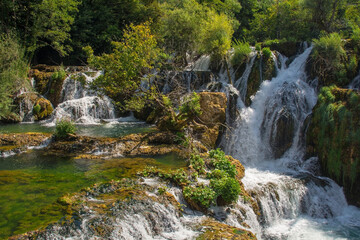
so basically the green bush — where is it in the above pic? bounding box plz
[231,40,251,66]
[209,149,237,178]
[51,67,67,82]
[189,154,205,174]
[210,177,241,204]
[255,43,261,51]
[179,92,202,119]
[33,104,41,115]
[262,47,272,59]
[183,185,216,209]
[55,119,76,139]
[312,33,346,84]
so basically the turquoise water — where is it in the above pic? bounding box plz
[0,150,186,239]
[0,121,154,138]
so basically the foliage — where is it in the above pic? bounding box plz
[51,68,67,82]
[210,176,241,204]
[189,154,205,174]
[0,33,29,118]
[309,86,360,188]
[209,149,237,178]
[158,92,202,132]
[85,22,161,111]
[199,12,234,61]
[157,186,167,195]
[179,92,202,120]
[55,119,77,139]
[69,0,160,58]
[312,33,347,85]
[262,47,272,59]
[183,185,216,209]
[0,0,80,56]
[33,104,41,115]
[231,40,251,66]
[158,0,207,64]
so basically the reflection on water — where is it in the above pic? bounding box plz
[0,121,155,138]
[0,149,186,239]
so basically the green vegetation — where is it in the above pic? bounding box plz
[308,86,360,189]
[141,149,242,210]
[0,34,29,118]
[231,40,251,66]
[262,47,272,59]
[312,33,347,85]
[55,119,77,139]
[183,185,216,209]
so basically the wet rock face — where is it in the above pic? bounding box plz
[269,109,295,159]
[193,92,227,148]
[30,65,67,107]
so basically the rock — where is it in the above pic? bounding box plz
[197,218,257,240]
[29,65,67,107]
[33,97,53,120]
[191,92,227,148]
[270,108,295,159]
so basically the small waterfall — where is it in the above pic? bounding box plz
[45,72,115,125]
[223,47,360,239]
[234,53,257,102]
[349,71,360,90]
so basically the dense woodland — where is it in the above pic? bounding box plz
[1,0,360,116]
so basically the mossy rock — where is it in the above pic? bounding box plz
[307,86,360,206]
[33,98,53,121]
[197,218,257,240]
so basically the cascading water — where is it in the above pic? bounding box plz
[46,72,115,125]
[349,71,360,90]
[222,47,360,239]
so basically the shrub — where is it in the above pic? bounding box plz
[33,104,41,115]
[179,92,202,119]
[209,149,237,178]
[55,119,76,139]
[51,67,67,82]
[211,177,241,204]
[255,43,261,51]
[231,40,251,66]
[183,185,216,209]
[189,154,205,174]
[312,33,346,84]
[262,47,272,59]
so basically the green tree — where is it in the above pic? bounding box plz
[0,34,29,117]
[85,22,162,111]
[158,0,208,64]
[0,0,80,57]
[69,0,160,61]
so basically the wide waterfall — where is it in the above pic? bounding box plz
[45,72,115,125]
[222,47,360,239]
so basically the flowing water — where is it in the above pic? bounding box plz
[222,47,360,239]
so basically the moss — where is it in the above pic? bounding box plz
[308,86,360,206]
[196,218,256,240]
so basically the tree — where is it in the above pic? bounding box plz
[304,0,347,33]
[0,0,80,57]
[85,22,162,111]
[158,0,208,64]
[0,34,29,117]
[69,0,160,62]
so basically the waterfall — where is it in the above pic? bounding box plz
[223,47,360,239]
[45,72,115,125]
[234,53,256,102]
[349,71,360,90]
